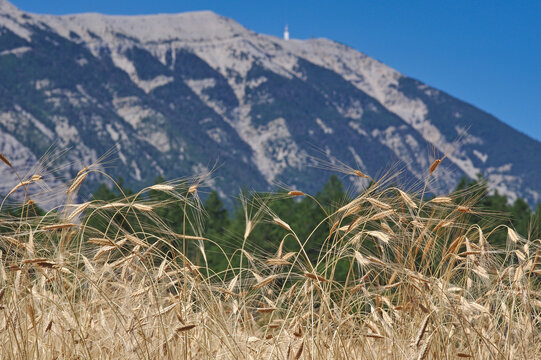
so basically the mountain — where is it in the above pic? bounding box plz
[1,0,540,206]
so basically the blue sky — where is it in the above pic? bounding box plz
[10,0,541,142]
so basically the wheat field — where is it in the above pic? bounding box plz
[0,156,540,359]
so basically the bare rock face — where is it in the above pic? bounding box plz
[1,1,539,205]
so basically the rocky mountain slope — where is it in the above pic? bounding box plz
[1,0,540,205]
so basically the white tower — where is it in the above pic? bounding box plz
[283,24,289,41]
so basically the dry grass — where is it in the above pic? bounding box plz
[0,159,540,359]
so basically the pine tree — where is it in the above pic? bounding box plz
[317,175,348,211]
[92,183,117,201]
[512,198,531,236]
[204,190,229,236]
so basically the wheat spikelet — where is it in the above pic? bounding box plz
[99,202,129,209]
[257,307,278,313]
[282,252,296,261]
[294,340,304,359]
[417,339,431,360]
[42,223,77,231]
[132,203,153,212]
[369,209,395,222]
[431,196,452,204]
[0,153,13,168]
[244,220,253,241]
[67,202,91,220]
[21,258,49,264]
[33,259,56,268]
[88,238,114,246]
[125,234,149,248]
[343,204,362,218]
[353,170,369,178]
[157,258,168,278]
[27,303,36,329]
[67,172,87,194]
[366,197,392,210]
[5,180,32,197]
[366,231,390,244]
[149,184,174,191]
[155,303,176,317]
[456,206,472,213]
[273,217,292,232]
[507,228,519,243]
[93,239,126,260]
[266,258,290,266]
[288,191,305,197]
[429,159,442,174]
[472,266,489,280]
[398,190,418,209]
[3,236,25,249]
[446,236,465,256]
[434,219,453,231]
[292,324,303,338]
[414,315,430,347]
[515,249,526,262]
[176,324,197,332]
[354,251,370,266]
[108,254,135,268]
[253,274,279,289]
[304,272,327,282]
[45,319,53,332]
[176,234,206,240]
[81,255,95,275]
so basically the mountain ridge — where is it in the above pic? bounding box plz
[1,0,540,206]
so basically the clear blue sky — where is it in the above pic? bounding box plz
[10,0,541,142]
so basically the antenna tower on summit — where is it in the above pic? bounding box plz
[283,24,290,40]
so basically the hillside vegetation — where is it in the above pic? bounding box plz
[0,154,540,359]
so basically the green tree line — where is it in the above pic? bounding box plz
[3,174,538,274]
[88,175,541,274]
